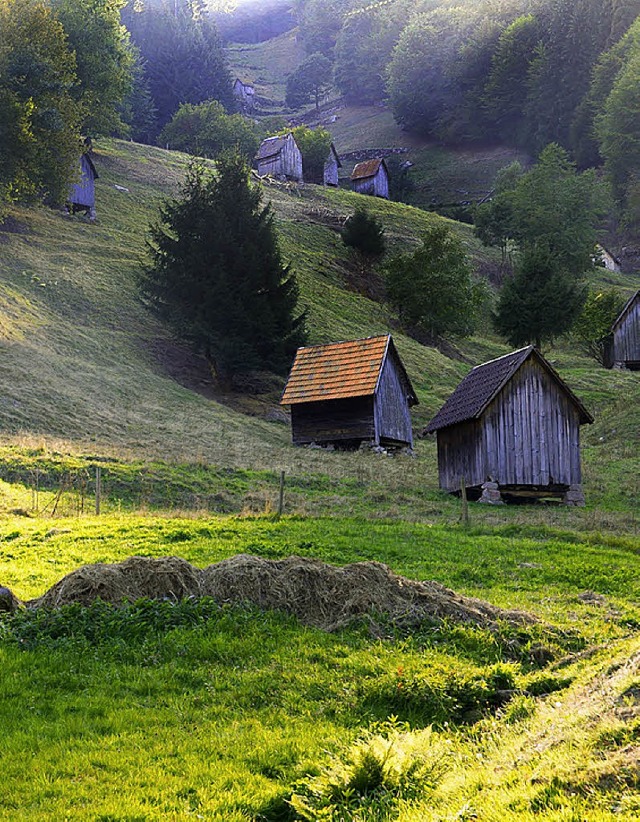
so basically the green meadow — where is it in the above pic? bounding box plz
[0,137,638,820]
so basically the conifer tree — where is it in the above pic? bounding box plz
[141,153,306,388]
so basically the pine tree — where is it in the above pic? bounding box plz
[341,209,386,257]
[141,153,306,388]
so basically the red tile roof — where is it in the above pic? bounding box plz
[351,158,385,181]
[281,334,404,405]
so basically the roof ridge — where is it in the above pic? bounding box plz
[471,345,533,370]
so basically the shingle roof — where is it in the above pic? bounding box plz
[256,135,287,161]
[351,158,385,181]
[281,334,417,406]
[425,347,592,432]
[612,289,639,332]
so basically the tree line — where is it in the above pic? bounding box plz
[293,0,640,228]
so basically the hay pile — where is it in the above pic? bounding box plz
[24,554,536,632]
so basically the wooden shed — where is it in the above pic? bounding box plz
[255,133,303,182]
[68,153,98,219]
[424,346,593,505]
[281,334,418,448]
[233,78,255,113]
[323,143,341,186]
[607,290,639,370]
[351,158,389,199]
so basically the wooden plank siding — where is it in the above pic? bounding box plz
[373,354,413,446]
[436,358,583,492]
[290,397,375,445]
[612,294,640,369]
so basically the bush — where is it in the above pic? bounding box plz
[341,209,386,257]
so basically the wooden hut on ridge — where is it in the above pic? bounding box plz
[425,346,593,505]
[323,143,341,186]
[281,334,418,448]
[255,134,303,182]
[351,158,389,199]
[68,153,98,219]
[233,78,255,113]
[606,290,639,370]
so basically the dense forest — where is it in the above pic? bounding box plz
[296,0,640,227]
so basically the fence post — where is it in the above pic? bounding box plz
[95,466,102,516]
[277,470,285,517]
[460,475,469,527]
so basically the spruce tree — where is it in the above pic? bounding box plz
[141,153,306,388]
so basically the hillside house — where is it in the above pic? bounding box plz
[323,143,341,186]
[233,78,256,113]
[606,290,640,370]
[351,158,389,199]
[597,244,621,272]
[255,133,303,182]
[425,346,593,505]
[281,334,418,448]
[68,153,98,219]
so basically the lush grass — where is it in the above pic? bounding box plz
[0,512,638,820]
[225,28,305,104]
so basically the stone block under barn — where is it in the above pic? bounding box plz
[281,334,418,449]
[424,346,593,505]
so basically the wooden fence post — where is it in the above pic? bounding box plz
[277,470,285,517]
[95,466,102,516]
[460,475,469,527]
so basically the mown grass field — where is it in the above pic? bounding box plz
[0,135,638,820]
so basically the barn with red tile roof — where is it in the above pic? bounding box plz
[351,158,389,199]
[281,334,417,447]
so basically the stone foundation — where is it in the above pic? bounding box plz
[563,484,586,506]
[478,481,504,505]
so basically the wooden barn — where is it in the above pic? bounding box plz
[424,346,593,505]
[281,334,418,448]
[351,158,389,199]
[323,143,341,186]
[255,133,303,182]
[607,290,640,370]
[233,78,255,113]
[68,153,98,219]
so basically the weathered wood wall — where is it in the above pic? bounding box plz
[323,156,339,186]
[352,167,389,199]
[256,135,303,181]
[373,355,413,446]
[437,359,583,492]
[70,155,96,208]
[291,397,375,444]
[613,299,640,368]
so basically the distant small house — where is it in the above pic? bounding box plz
[351,158,389,199]
[255,133,303,182]
[425,346,593,505]
[233,78,255,113]
[606,290,640,370]
[68,153,98,219]
[323,143,342,186]
[281,334,418,448]
[597,244,621,272]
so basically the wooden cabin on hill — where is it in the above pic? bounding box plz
[68,153,98,219]
[606,290,639,370]
[255,134,303,182]
[323,143,341,186]
[233,78,255,113]
[351,158,389,199]
[425,347,593,505]
[281,334,418,449]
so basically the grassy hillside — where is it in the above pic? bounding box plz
[0,138,638,820]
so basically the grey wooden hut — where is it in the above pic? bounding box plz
[68,153,98,219]
[255,133,303,182]
[233,78,255,113]
[351,158,389,199]
[607,290,639,370]
[425,347,593,505]
[281,334,418,448]
[323,143,341,186]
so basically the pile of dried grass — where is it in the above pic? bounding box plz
[24,554,536,632]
